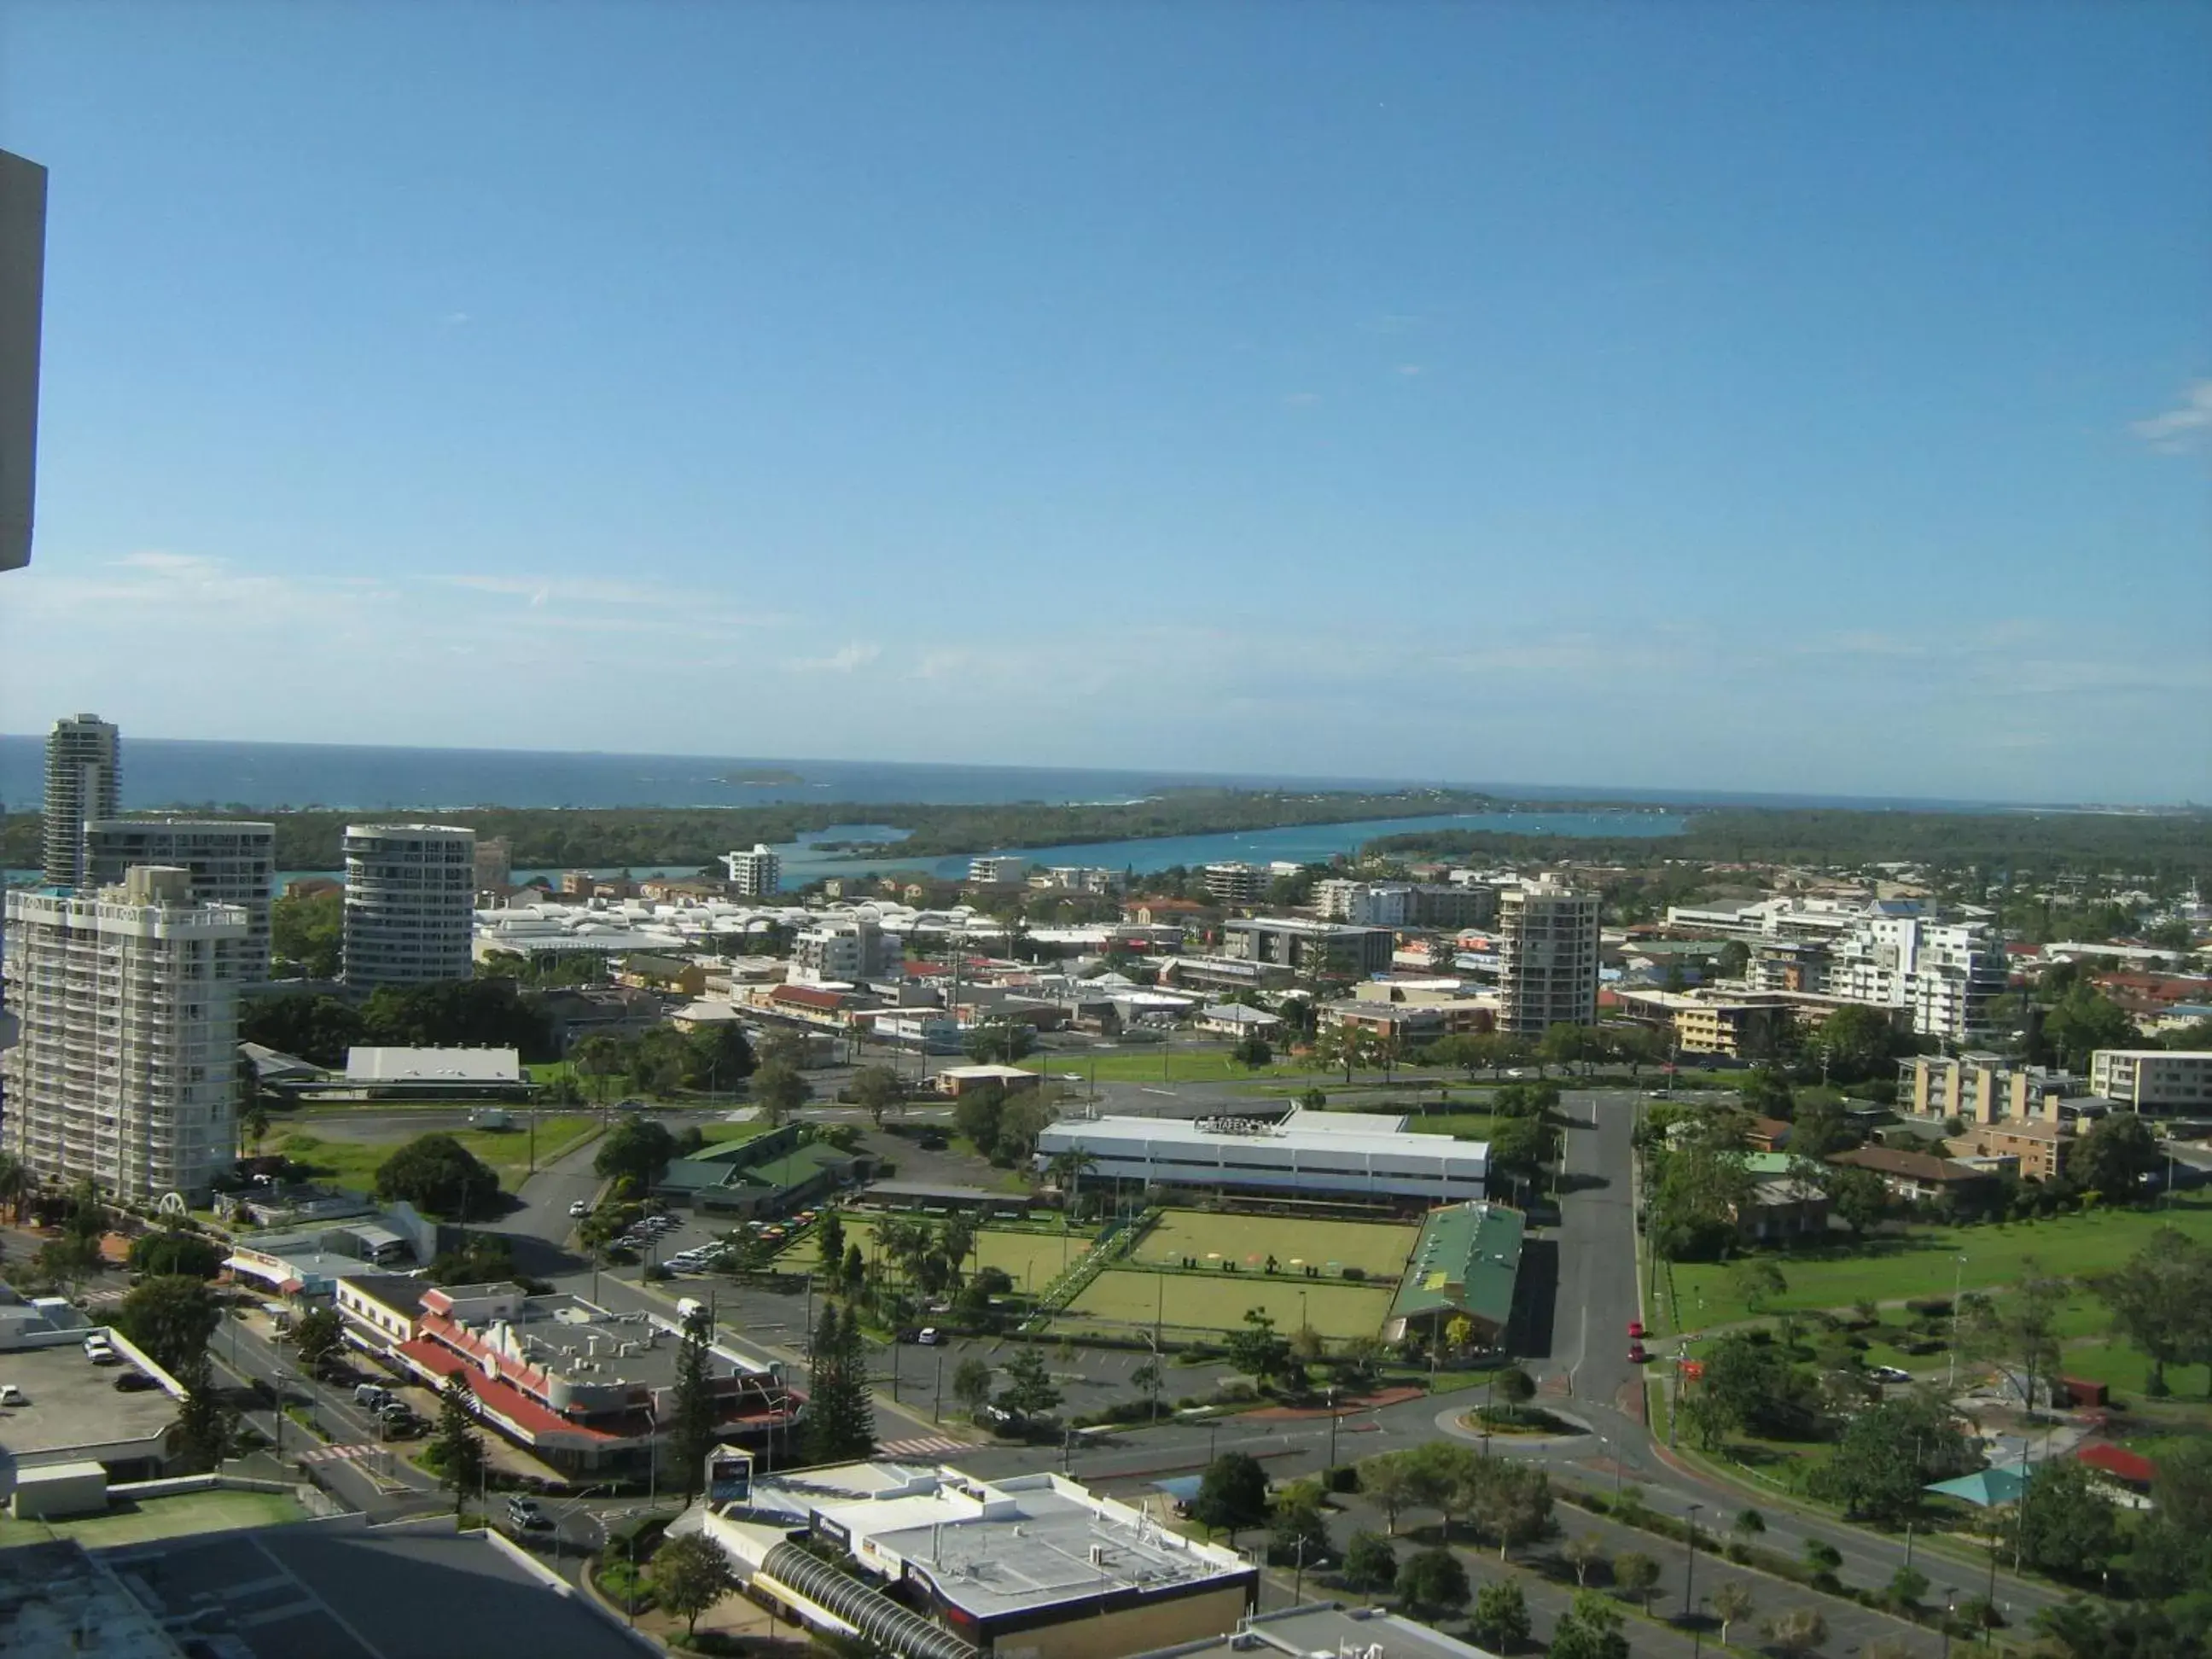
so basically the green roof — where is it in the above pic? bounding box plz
[1389,1202,1525,1330]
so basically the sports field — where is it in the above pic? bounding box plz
[790,1217,1092,1295]
[1131,1210,1419,1280]
[1057,1267,1395,1341]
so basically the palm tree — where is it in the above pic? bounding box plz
[1046,1150,1098,1224]
[0,1153,30,1225]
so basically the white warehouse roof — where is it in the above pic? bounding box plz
[344,1047,521,1085]
[1036,1105,1485,1200]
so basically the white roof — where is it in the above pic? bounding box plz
[1039,1110,1482,1168]
[344,1046,520,1084]
[1283,1106,1410,1134]
[936,1063,1035,1082]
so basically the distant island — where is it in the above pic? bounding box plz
[720,768,806,787]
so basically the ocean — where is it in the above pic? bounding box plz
[0,734,2013,815]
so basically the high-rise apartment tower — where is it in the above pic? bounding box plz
[42,713,119,885]
[1498,879,1600,1033]
[341,824,477,986]
[84,818,276,981]
[722,843,783,898]
[2,865,248,1200]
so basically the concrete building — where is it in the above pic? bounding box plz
[701,1460,1254,1659]
[1220,917,1394,977]
[0,148,44,573]
[341,823,475,986]
[791,914,893,984]
[40,713,119,886]
[1411,882,1498,929]
[1031,865,1119,894]
[473,835,512,894]
[1901,1054,2079,1123]
[1,866,247,1200]
[0,1311,186,1510]
[1034,1106,1487,1204]
[84,818,275,980]
[2091,1049,2212,1114]
[1313,880,1413,927]
[1200,862,1269,907]
[968,854,1029,884]
[1827,912,2007,1043]
[1497,880,1599,1033]
[722,842,783,897]
[1611,987,1793,1058]
[1136,1602,1504,1659]
[1946,1119,2075,1183]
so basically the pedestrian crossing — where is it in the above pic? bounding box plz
[298,1441,380,1466]
[877,1435,965,1459]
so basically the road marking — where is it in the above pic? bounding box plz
[877,1435,965,1458]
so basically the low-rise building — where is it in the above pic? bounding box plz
[1324,998,1493,1043]
[700,1459,1254,1659]
[1035,1106,1486,1205]
[1610,987,1795,1058]
[1901,1054,2079,1122]
[1193,1004,1284,1040]
[1200,862,1269,907]
[2090,1049,2212,1114]
[1132,1602,1504,1659]
[614,952,707,995]
[1945,1119,2075,1183]
[1827,1144,1999,1205]
[934,1063,1040,1098]
[653,1125,867,1217]
[0,1307,188,1507]
[1385,1200,1523,1347]
[350,1279,801,1474]
[1737,1176,1831,1242]
[967,854,1029,884]
[1220,917,1394,977]
[329,1045,528,1101]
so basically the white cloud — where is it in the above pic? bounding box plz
[2131,379,2212,452]
[788,641,882,674]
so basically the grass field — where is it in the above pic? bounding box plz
[275,1115,597,1192]
[789,1216,1094,1295]
[1057,1267,1395,1340]
[1655,1196,2212,1337]
[1406,1111,1500,1143]
[1132,1210,1418,1280]
[0,1488,309,1547]
[699,1119,779,1145]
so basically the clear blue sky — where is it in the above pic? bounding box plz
[3,3,2206,803]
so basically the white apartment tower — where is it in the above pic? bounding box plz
[84,818,276,980]
[722,843,783,898]
[342,824,476,986]
[1498,879,1600,1033]
[791,915,891,985]
[1825,911,2005,1043]
[2,866,247,1200]
[42,713,119,886]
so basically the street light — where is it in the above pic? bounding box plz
[1680,1502,1702,1622]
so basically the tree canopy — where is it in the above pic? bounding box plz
[375,1133,501,1219]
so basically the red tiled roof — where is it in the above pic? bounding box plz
[771,985,846,1010]
[397,1338,618,1445]
[2076,1442,2157,1485]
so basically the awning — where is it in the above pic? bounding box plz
[1924,1467,2030,1508]
[1150,1476,1204,1504]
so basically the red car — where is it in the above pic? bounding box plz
[1628,1342,1648,1365]
[1627,1319,1645,1340]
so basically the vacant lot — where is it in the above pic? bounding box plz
[1135,1210,1418,1280]
[0,1488,309,1548]
[276,1115,597,1192]
[1058,1267,1395,1341]
[1657,1196,2212,1336]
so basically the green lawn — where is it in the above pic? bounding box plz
[1019,1049,1309,1086]
[1406,1111,1500,1142]
[275,1114,597,1193]
[1656,1196,2212,1337]
[1057,1267,1394,1341]
[699,1119,780,1145]
[787,1217,1092,1295]
[0,1488,309,1547]
[1133,1209,1417,1280]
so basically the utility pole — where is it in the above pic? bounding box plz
[1681,1503,1702,1621]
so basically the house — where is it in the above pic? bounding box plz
[615,953,707,995]
[1121,896,1211,929]
[1194,1004,1284,1040]
[653,1124,868,1217]
[1745,1117,1793,1153]
[935,1063,1040,1098]
[1737,1176,1831,1242]
[1384,1201,1524,1347]
[1826,1144,1998,1204]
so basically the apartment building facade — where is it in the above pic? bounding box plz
[1497,880,1599,1033]
[341,824,476,987]
[1220,917,1395,977]
[1900,1054,2078,1122]
[790,915,892,985]
[2090,1049,2212,1114]
[84,818,275,981]
[721,843,783,898]
[473,836,512,894]
[1,866,247,1200]
[1201,862,1269,907]
[1748,908,2006,1043]
[40,714,119,886]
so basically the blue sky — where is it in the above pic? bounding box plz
[2,2,2206,803]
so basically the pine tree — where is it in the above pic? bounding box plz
[434,1381,486,1512]
[669,1307,718,1500]
[803,1304,876,1463]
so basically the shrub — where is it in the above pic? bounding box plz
[1341,1265,1366,1282]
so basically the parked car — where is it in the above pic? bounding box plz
[917,1327,944,1346]
[568,1200,590,1217]
[1627,1319,1644,1340]
[1870,1365,1913,1385]
[507,1496,553,1532]
[917,1134,948,1151]
[0,1384,26,1406]
[1628,1342,1648,1365]
[353,1383,393,1410]
[113,1371,160,1394]
[84,1336,119,1366]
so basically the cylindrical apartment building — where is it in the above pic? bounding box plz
[342,824,476,986]
[42,712,119,885]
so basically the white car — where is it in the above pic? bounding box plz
[0,1384,25,1406]
[84,1337,119,1366]
[917,1327,944,1346]
[568,1200,590,1217]
[1870,1365,1913,1385]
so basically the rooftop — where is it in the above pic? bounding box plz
[0,1337,182,1464]
[1138,1601,1504,1659]
[1040,1107,1483,1165]
[1389,1202,1525,1328]
[342,1046,520,1085]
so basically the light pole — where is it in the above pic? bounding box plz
[1680,1502,1702,1622]
[1947,1253,1968,1393]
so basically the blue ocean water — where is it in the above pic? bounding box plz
[0,734,2023,815]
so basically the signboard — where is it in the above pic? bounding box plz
[707,1447,754,1506]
